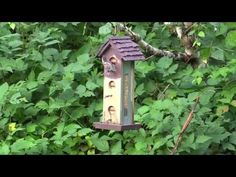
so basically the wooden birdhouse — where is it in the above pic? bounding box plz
[93,36,145,131]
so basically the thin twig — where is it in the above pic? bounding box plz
[184,23,195,35]
[157,84,171,100]
[144,54,155,61]
[171,96,200,155]
[62,108,84,128]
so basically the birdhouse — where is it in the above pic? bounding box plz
[93,36,145,131]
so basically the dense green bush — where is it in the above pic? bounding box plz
[0,22,236,154]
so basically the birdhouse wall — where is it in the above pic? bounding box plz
[102,47,122,79]
[101,49,123,124]
[100,46,135,125]
[102,76,123,124]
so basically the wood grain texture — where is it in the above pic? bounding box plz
[103,77,122,124]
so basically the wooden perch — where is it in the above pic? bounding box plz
[116,23,190,62]
[171,97,200,155]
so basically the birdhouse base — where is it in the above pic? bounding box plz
[93,122,141,131]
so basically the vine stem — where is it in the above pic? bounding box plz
[62,108,84,128]
[171,96,200,155]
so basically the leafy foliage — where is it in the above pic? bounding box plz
[0,22,236,154]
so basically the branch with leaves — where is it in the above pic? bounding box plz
[171,22,199,64]
[175,23,195,55]
[116,23,190,62]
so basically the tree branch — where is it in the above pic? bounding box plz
[176,23,196,58]
[116,23,190,62]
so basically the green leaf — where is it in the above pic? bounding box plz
[188,92,199,101]
[8,40,23,48]
[200,48,211,61]
[139,128,146,137]
[87,149,95,155]
[11,139,35,153]
[198,31,205,38]
[225,30,236,48]
[78,128,93,137]
[44,40,60,46]
[78,44,91,55]
[230,100,236,107]
[229,132,236,145]
[76,85,86,97]
[216,23,228,36]
[26,123,37,133]
[137,106,150,115]
[157,57,173,69]
[216,105,229,115]
[153,138,166,150]
[61,50,71,59]
[40,59,53,69]
[199,88,215,105]
[196,77,202,85]
[142,97,154,105]
[52,122,65,144]
[0,143,10,154]
[64,123,81,134]
[35,101,48,110]
[225,22,236,29]
[77,53,90,64]
[165,89,177,99]
[133,25,147,38]
[91,135,109,152]
[40,116,58,125]
[211,49,224,61]
[223,143,235,151]
[135,141,147,151]
[49,99,65,110]
[150,110,163,121]
[37,71,52,84]
[99,23,112,36]
[0,118,8,129]
[167,64,178,74]
[111,141,122,154]
[100,135,112,141]
[31,50,43,61]
[43,48,58,59]
[9,23,16,30]
[196,135,211,144]
[207,78,221,86]
[86,80,99,91]
[136,62,155,75]
[9,92,21,104]
[28,70,35,81]
[184,133,195,147]
[135,83,145,96]
[0,82,9,101]
[83,91,94,97]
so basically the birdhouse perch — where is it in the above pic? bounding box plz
[93,36,145,131]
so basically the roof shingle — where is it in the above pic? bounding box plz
[97,36,145,61]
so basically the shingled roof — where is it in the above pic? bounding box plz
[97,36,145,61]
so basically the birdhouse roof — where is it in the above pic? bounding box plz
[97,36,145,61]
